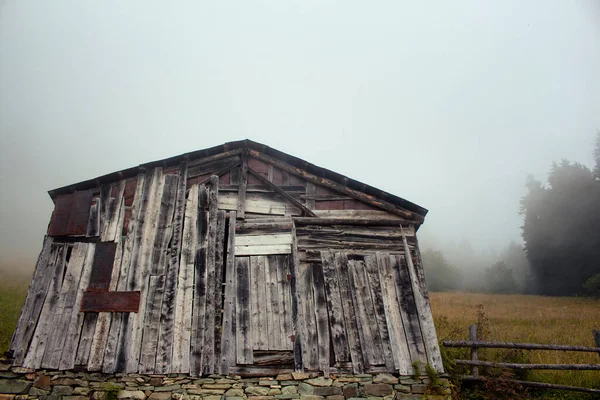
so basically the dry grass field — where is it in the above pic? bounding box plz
[430,292,600,392]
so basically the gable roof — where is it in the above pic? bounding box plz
[48,139,428,219]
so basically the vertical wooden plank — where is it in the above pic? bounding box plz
[172,183,198,373]
[98,184,111,235]
[266,255,281,350]
[11,236,54,365]
[305,183,316,210]
[394,254,427,365]
[220,212,237,374]
[138,174,178,373]
[104,180,127,241]
[213,210,226,372]
[334,252,364,373]
[124,167,166,373]
[298,262,318,370]
[364,254,395,372]
[58,243,95,370]
[312,262,330,376]
[42,243,87,369]
[139,275,166,373]
[190,184,209,376]
[22,245,64,368]
[249,256,260,349]
[290,223,302,371]
[237,152,248,219]
[201,176,219,375]
[376,252,412,374]
[103,173,146,373]
[403,232,444,372]
[277,255,293,351]
[349,259,384,367]
[235,256,253,364]
[320,251,350,364]
[254,256,268,350]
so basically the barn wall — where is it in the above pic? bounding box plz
[10,151,441,377]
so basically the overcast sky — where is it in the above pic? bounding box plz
[1,1,599,270]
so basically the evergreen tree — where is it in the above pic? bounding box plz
[520,150,600,296]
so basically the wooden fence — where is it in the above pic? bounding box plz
[442,326,600,394]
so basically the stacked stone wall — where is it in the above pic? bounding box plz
[0,363,451,400]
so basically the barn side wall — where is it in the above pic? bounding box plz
[10,149,441,378]
[0,361,452,400]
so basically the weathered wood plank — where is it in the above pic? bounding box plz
[235,244,291,256]
[290,225,302,371]
[103,173,146,373]
[124,167,166,372]
[301,263,318,370]
[334,252,364,373]
[394,254,427,366]
[11,236,54,365]
[237,152,248,219]
[219,212,237,374]
[144,173,180,373]
[312,261,330,376]
[305,183,316,210]
[364,254,395,371]
[403,232,443,372]
[139,275,166,373]
[266,255,283,350]
[375,252,411,374]
[213,209,227,372]
[42,243,87,369]
[190,184,209,376]
[21,244,64,368]
[187,148,243,169]
[320,251,350,364]
[58,243,95,370]
[347,259,382,368]
[220,191,301,216]
[172,183,197,374]
[104,180,127,241]
[236,234,292,246]
[201,176,219,375]
[75,313,98,366]
[236,257,253,364]
[256,256,269,350]
[277,255,293,351]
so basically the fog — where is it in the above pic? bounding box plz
[1,1,599,276]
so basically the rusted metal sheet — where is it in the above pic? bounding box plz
[66,190,94,236]
[48,194,74,236]
[81,291,141,312]
[88,242,117,291]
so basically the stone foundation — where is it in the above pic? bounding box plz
[0,363,451,400]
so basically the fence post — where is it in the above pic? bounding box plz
[593,330,600,361]
[470,324,478,377]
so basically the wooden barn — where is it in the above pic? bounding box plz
[10,139,442,378]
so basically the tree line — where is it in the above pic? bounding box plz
[424,133,600,297]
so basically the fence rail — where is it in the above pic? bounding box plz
[442,325,600,394]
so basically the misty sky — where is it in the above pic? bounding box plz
[1,1,599,270]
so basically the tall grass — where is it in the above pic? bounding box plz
[0,277,29,354]
[430,292,600,391]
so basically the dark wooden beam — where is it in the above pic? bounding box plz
[293,217,415,226]
[247,167,317,217]
[248,150,424,222]
[197,161,240,187]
